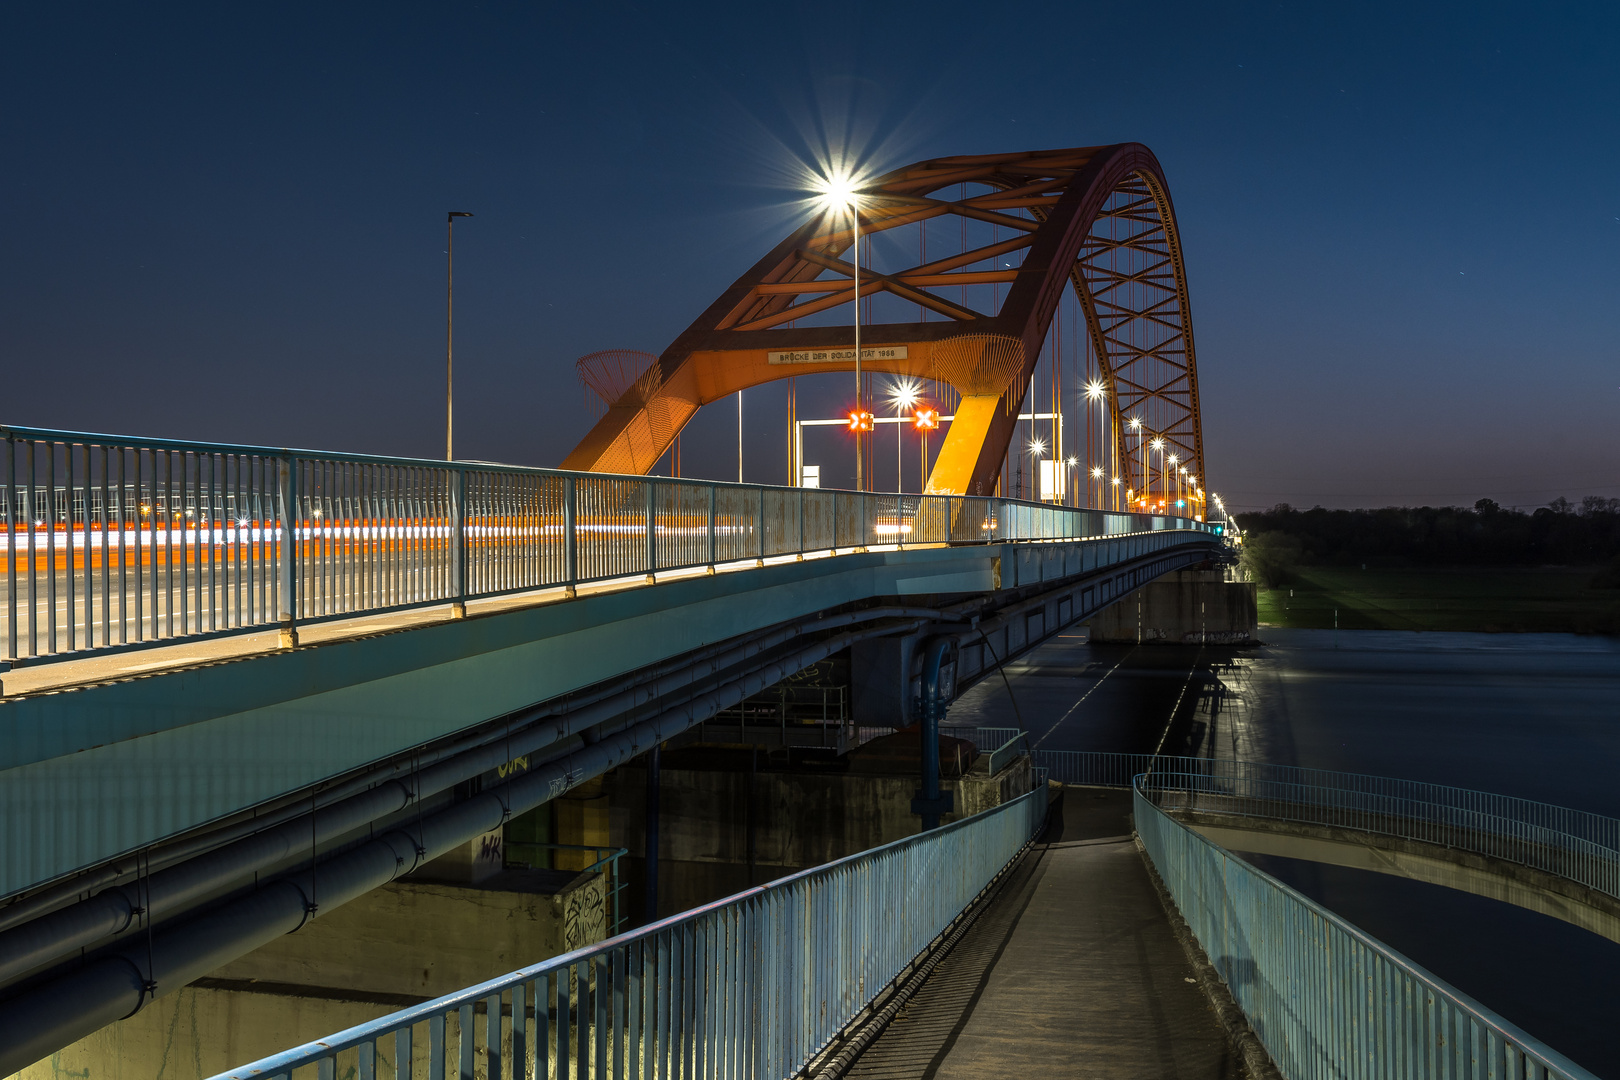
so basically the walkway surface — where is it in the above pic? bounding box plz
[848,789,1241,1080]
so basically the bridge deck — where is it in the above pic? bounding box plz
[849,790,1241,1079]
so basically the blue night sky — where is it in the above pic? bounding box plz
[2,2,1616,511]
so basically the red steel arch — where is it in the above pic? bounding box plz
[561,143,1205,499]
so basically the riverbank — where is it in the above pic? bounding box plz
[1257,565,1620,633]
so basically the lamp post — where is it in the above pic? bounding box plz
[1111,475,1121,512]
[1150,438,1165,512]
[1028,440,1046,501]
[445,211,474,461]
[814,175,865,489]
[1127,417,1143,508]
[1168,454,1180,512]
[888,378,921,493]
[1083,380,1105,507]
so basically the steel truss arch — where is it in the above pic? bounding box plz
[561,144,1205,500]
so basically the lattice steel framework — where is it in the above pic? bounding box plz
[561,144,1205,498]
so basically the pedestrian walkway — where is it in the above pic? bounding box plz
[847,790,1241,1079]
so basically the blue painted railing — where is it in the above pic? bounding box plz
[2,424,1213,664]
[1033,752,1620,904]
[1134,776,1599,1080]
[212,785,1048,1080]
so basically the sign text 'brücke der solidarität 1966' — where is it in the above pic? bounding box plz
[766,346,908,365]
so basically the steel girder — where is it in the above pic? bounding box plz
[560,143,1205,498]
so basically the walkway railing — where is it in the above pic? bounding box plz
[213,785,1048,1080]
[1,425,1210,664]
[1133,777,1599,1080]
[1036,752,1620,904]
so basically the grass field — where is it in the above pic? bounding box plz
[1256,566,1620,634]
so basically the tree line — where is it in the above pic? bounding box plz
[1232,497,1620,586]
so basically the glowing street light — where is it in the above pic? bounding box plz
[1127,417,1144,507]
[886,377,922,493]
[1149,435,1165,510]
[816,172,866,490]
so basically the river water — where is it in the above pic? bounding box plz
[947,627,1620,1077]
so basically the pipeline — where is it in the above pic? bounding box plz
[0,616,928,1075]
[0,604,948,991]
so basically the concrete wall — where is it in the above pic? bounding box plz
[12,872,607,1080]
[1087,571,1257,644]
[605,755,1031,918]
[13,984,396,1080]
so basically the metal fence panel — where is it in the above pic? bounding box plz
[3,425,1216,666]
[1134,780,1598,1080]
[1034,752,1619,904]
[211,786,1048,1080]
[652,481,709,573]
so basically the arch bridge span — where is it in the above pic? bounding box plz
[562,144,1205,500]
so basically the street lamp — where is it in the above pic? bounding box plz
[816,173,865,489]
[1082,381,1105,505]
[887,377,922,493]
[1028,439,1046,501]
[1127,417,1144,507]
[445,211,474,461]
[1167,454,1180,511]
[1110,475,1121,512]
[1150,437,1166,511]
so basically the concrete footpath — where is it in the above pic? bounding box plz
[846,789,1243,1080]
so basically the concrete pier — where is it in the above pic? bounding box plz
[1087,570,1257,644]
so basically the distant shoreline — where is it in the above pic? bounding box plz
[1254,565,1620,635]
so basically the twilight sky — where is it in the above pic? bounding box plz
[2,2,1617,511]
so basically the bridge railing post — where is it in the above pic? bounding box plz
[645,479,656,582]
[449,467,466,618]
[276,455,297,648]
[707,484,716,572]
[563,475,578,597]
[757,487,765,566]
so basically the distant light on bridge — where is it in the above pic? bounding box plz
[886,377,922,410]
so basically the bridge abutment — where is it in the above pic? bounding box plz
[1087,570,1257,644]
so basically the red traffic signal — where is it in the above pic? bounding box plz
[913,407,939,430]
[847,409,874,432]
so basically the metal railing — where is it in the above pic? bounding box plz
[212,785,1048,1080]
[1,425,1212,665]
[984,732,1029,777]
[1133,777,1598,1080]
[1035,752,1620,904]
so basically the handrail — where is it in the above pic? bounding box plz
[1032,751,1620,903]
[211,785,1048,1080]
[1,424,1215,666]
[1134,776,1599,1080]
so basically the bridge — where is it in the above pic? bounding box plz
[12,140,1593,1078]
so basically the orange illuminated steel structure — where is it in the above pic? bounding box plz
[561,144,1205,502]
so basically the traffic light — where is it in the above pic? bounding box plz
[847,409,874,432]
[913,407,939,430]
